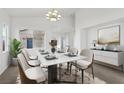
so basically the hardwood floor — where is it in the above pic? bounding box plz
[94,63,124,84]
[0,65,18,84]
[0,63,124,84]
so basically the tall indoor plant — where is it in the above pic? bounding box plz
[10,38,22,65]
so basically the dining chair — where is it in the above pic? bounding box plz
[22,48,38,60]
[22,49,40,66]
[17,53,46,84]
[67,48,78,71]
[70,49,94,83]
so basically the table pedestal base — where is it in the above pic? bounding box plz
[48,65,57,84]
[48,64,77,84]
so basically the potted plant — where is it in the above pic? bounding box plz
[10,38,22,65]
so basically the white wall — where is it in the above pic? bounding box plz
[75,8,124,50]
[86,19,124,51]
[76,9,124,29]
[11,16,75,49]
[0,9,10,75]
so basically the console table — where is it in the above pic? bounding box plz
[91,49,124,71]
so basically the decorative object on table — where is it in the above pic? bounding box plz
[41,51,49,55]
[10,38,22,65]
[113,44,120,52]
[68,48,78,55]
[39,49,49,54]
[45,54,57,60]
[51,47,56,54]
[103,44,108,50]
[46,9,61,22]
[57,47,67,53]
[64,48,78,57]
[57,50,65,53]
[57,48,65,53]
[64,53,77,57]
[67,45,71,52]
[92,40,97,48]
[49,40,57,54]
[39,49,45,52]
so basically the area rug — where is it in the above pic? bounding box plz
[16,67,106,84]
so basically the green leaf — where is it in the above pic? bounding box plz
[10,38,22,58]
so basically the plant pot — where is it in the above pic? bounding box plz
[12,58,18,66]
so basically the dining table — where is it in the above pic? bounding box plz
[36,50,87,84]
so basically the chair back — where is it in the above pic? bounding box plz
[17,53,31,71]
[80,49,94,63]
[22,48,38,60]
[22,49,30,61]
[17,53,37,84]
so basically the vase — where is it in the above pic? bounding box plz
[51,47,56,54]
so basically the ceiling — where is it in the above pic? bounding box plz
[3,8,77,17]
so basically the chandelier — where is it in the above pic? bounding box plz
[46,9,61,21]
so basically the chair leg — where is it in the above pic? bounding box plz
[74,65,78,82]
[67,62,70,71]
[91,65,94,79]
[59,64,62,81]
[81,69,84,84]
[70,63,72,74]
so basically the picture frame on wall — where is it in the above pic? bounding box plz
[98,25,120,45]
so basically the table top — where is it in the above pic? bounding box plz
[36,50,87,67]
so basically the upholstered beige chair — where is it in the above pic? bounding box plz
[67,48,78,70]
[22,49,40,66]
[22,49,38,60]
[17,53,46,84]
[70,49,94,83]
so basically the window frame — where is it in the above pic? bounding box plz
[2,24,9,52]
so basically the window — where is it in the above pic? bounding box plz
[27,38,33,48]
[2,24,8,52]
[57,34,69,49]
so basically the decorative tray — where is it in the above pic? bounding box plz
[45,55,57,60]
[39,50,45,52]
[41,52,49,55]
[57,51,65,53]
[64,54,77,57]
